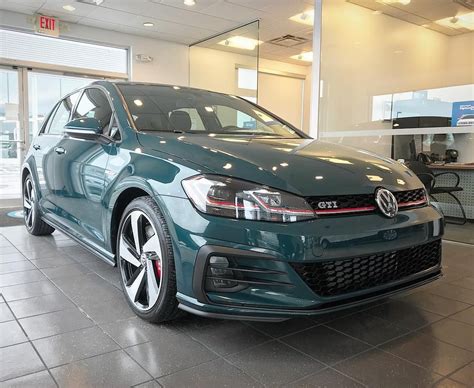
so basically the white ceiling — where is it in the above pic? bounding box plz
[0,0,315,65]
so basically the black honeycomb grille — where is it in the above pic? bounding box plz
[290,240,441,297]
[306,188,426,215]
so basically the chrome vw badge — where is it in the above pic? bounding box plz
[375,188,398,218]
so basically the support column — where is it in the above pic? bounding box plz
[309,0,323,139]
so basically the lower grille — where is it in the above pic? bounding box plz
[290,240,441,297]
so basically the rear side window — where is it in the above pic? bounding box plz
[73,88,112,132]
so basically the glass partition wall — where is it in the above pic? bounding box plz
[317,0,474,243]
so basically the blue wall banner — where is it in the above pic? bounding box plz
[452,101,474,127]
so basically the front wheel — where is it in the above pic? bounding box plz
[117,196,181,323]
[23,175,55,236]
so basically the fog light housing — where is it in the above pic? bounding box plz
[207,256,238,289]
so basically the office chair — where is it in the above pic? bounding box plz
[405,161,467,225]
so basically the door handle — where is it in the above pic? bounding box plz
[55,146,66,155]
[33,144,41,150]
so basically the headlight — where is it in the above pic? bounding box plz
[182,175,316,223]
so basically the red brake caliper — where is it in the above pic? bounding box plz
[154,260,162,279]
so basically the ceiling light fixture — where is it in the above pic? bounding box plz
[184,0,196,6]
[289,9,314,26]
[143,22,154,27]
[290,51,313,62]
[62,5,76,11]
[435,12,474,30]
[218,36,263,50]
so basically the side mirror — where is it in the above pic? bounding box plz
[64,118,111,143]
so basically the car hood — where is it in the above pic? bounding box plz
[138,133,422,196]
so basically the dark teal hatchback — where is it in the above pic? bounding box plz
[22,81,444,322]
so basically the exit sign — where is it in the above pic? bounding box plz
[35,14,59,37]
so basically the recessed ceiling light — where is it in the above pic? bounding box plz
[184,0,196,6]
[435,13,474,30]
[218,36,263,50]
[290,51,313,62]
[372,10,382,15]
[133,99,143,107]
[62,5,76,11]
[289,10,314,26]
[377,0,411,5]
[143,22,154,27]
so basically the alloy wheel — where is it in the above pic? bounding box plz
[23,178,35,229]
[119,210,163,312]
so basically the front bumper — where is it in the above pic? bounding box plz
[159,196,444,320]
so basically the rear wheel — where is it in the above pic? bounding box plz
[117,196,181,322]
[23,175,55,236]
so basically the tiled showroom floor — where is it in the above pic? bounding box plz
[0,225,473,387]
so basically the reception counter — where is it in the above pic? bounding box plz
[429,163,474,220]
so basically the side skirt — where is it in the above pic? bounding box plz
[42,215,116,267]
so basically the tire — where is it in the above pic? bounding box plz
[117,196,181,323]
[23,174,55,236]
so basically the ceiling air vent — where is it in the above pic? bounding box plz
[268,34,308,47]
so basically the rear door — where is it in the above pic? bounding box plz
[50,87,113,246]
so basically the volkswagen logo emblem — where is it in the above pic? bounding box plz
[375,188,398,218]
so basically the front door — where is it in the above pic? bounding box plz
[51,87,113,246]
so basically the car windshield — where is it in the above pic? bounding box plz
[116,84,302,138]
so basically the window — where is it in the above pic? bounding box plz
[170,108,206,131]
[74,88,112,132]
[46,96,74,135]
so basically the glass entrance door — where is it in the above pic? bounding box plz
[0,68,21,204]
[0,67,95,204]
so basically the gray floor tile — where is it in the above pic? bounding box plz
[79,295,136,324]
[382,331,474,376]
[0,320,28,347]
[289,368,364,387]
[0,370,56,388]
[125,332,218,378]
[246,318,317,338]
[400,292,471,316]
[327,311,409,346]
[33,326,120,367]
[40,263,91,279]
[0,270,47,287]
[133,380,162,388]
[182,320,271,357]
[51,350,152,387]
[0,253,28,264]
[158,358,260,388]
[450,307,474,326]
[0,280,58,302]
[30,256,77,269]
[227,340,324,386]
[281,325,370,365]
[428,283,474,305]
[19,308,95,340]
[451,277,474,291]
[433,378,468,387]
[0,261,36,275]
[420,319,474,352]
[0,342,45,381]
[365,299,444,330]
[449,361,473,386]
[101,316,179,348]
[20,249,66,261]
[0,247,21,256]
[8,292,75,319]
[335,348,441,387]
[0,303,14,322]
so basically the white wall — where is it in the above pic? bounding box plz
[318,0,474,134]
[190,46,312,133]
[0,10,189,85]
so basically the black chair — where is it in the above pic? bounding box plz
[405,161,467,225]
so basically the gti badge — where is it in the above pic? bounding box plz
[375,188,398,218]
[317,201,338,209]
